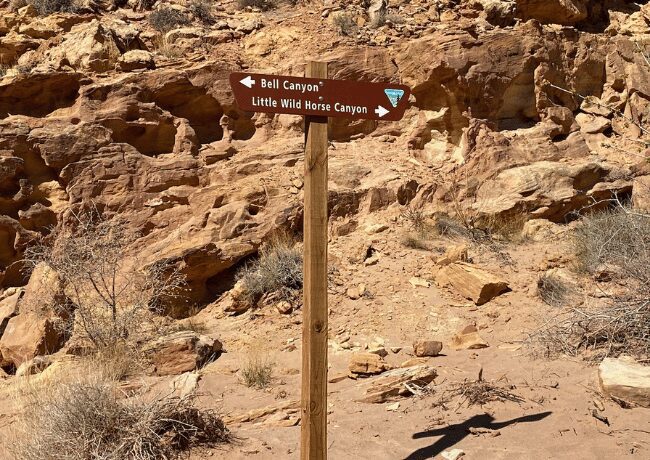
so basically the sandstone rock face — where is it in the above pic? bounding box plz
[632,176,650,211]
[514,0,589,25]
[599,357,650,408]
[0,312,66,368]
[0,289,21,336]
[143,331,222,376]
[436,263,509,305]
[0,0,647,379]
[20,263,65,312]
[472,162,630,223]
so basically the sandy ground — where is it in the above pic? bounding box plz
[184,215,650,459]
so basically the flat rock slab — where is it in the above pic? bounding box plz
[358,364,438,403]
[349,352,390,376]
[436,262,509,305]
[143,331,222,376]
[599,357,650,408]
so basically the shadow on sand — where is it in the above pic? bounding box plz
[404,411,552,460]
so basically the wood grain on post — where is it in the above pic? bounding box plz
[301,60,329,460]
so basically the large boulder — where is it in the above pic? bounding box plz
[436,262,509,306]
[20,263,65,312]
[0,312,67,368]
[143,330,222,376]
[599,357,650,408]
[117,50,155,72]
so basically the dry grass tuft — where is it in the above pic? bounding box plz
[237,234,302,308]
[11,373,229,460]
[537,273,573,308]
[149,7,191,32]
[433,371,524,410]
[530,206,650,359]
[241,353,274,389]
[400,233,430,250]
[400,206,435,250]
[333,13,357,36]
[90,345,146,382]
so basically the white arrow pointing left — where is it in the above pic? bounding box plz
[375,106,389,118]
[240,76,256,88]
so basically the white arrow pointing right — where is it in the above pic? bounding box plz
[375,105,389,118]
[240,76,256,88]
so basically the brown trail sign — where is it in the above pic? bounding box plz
[229,65,410,460]
[230,71,411,121]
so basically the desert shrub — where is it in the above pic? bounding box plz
[12,376,229,460]
[573,207,650,278]
[24,209,185,351]
[433,214,472,239]
[333,13,357,36]
[27,0,78,15]
[241,353,274,389]
[402,206,427,233]
[188,0,214,24]
[400,207,435,249]
[537,273,572,307]
[149,7,191,32]
[237,0,275,10]
[530,206,650,359]
[237,235,302,307]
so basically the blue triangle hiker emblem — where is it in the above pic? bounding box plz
[384,88,405,108]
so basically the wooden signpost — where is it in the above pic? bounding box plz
[230,63,411,460]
